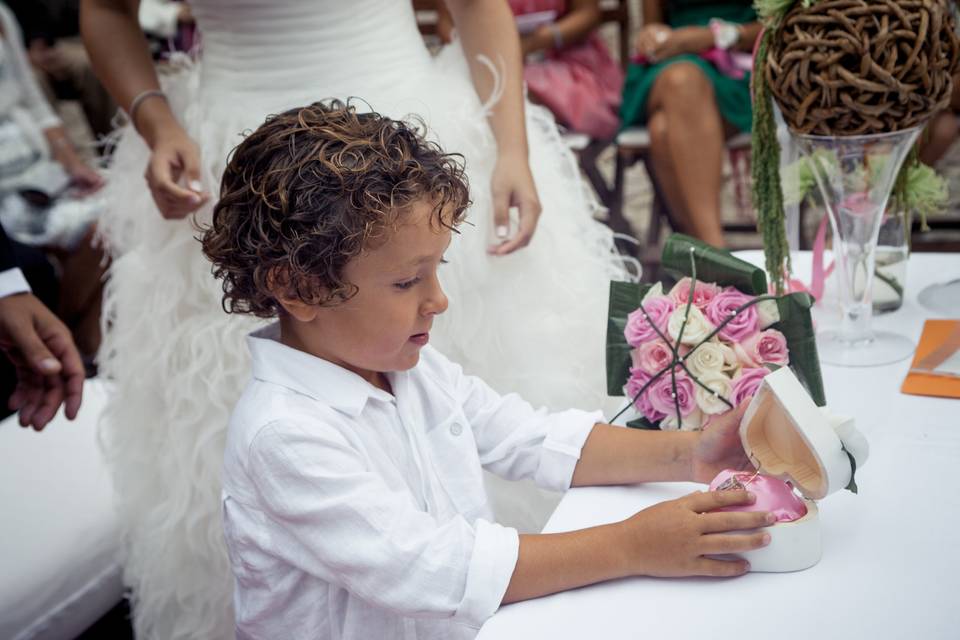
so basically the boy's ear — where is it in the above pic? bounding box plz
[266,267,321,323]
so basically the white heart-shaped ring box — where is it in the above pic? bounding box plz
[729,367,862,572]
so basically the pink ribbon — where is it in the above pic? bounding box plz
[764,216,833,301]
[808,215,834,301]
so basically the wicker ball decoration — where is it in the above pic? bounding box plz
[765,0,960,135]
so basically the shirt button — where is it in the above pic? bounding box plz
[449,422,463,436]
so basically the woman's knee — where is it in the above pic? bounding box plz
[652,63,713,109]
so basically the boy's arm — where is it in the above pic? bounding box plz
[571,424,698,485]
[571,403,751,487]
[502,488,772,604]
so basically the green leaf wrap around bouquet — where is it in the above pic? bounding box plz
[661,234,768,296]
[606,234,825,408]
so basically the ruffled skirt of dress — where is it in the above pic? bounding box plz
[96,47,635,640]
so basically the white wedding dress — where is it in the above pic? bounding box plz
[98,1,633,638]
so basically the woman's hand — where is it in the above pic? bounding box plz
[64,159,105,197]
[46,127,105,197]
[144,126,209,219]
[635,23,672,59]
[691,402,752,483]
[648,26,713,62]
[488,152,542,255]
[617,489,772,577]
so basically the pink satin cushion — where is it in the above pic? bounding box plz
[709,469,809,523]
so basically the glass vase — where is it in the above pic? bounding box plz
[873,208,910,314]
[795,127,922,367]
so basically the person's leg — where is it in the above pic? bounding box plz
[647,110,691,233]
[646,62,726,247]
[919,110,960,167]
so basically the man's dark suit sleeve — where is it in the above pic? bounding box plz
[0,223,19,272]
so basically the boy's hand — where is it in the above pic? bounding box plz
[691,402,752,483]
[618,490,773,577]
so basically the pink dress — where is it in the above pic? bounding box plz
[511,0,623,139]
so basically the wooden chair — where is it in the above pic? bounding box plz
[911,217,960,252]
[564,0,633,254]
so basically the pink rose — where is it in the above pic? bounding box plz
[730,367,770,406]
[705,287,759,343]
[632,339,674,375]
[626,368,665,422]
[648,368,696,418]
[669,277,721,310]
[624,296,675,347]
[737,329,790,367]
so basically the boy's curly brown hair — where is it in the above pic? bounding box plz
[200,99,470,317]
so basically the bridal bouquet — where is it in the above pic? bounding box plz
[606,234,824,430]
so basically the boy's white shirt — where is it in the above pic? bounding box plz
[223,323,602,640]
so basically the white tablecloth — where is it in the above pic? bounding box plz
[479,252,960,640]
[0,380,122,640]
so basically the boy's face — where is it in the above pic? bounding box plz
[280,200,451,387]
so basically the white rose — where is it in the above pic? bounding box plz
[642,281,665,304]
[694,372,735,415]
[667,304,715,346]
[719,341,740,372]
[757,299,781,329]
[684,341,727,379]
[662,408,703,431]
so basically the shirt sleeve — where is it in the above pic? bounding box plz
[0,268,31,298]
[430,349,602,492]
[243,420,520,628]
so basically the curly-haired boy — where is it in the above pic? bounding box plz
[202,100,772,640]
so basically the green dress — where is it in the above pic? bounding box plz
[620,0,757,133]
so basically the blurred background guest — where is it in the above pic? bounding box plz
[621,0,759,247]
[6,0,115,142]
[0,1,106,370]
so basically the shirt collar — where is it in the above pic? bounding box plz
[247,323,395,417]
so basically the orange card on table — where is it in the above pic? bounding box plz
[901,319,960,399]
